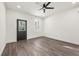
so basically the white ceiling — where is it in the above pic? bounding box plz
[5,2,79,18]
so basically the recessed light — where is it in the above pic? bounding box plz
[17,5,21,8]
[72,2,76,4]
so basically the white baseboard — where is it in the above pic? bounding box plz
[27,36,44,40]
[0,43,6,56]
[45,36,79,45]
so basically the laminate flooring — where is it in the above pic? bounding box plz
[2,37,79,56]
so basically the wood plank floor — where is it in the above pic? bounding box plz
[2,37,79,56]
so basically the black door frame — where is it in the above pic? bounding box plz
[17,19,27,41]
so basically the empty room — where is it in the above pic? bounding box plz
[1,2,79,56]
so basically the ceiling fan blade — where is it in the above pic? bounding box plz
[45,2,51,7]
[39,4,45,10]
[46,7,54,9]
[43,9,45,13]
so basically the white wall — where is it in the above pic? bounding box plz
[44,7,79,45]
[6,9,43,43]
[0,2,6,55]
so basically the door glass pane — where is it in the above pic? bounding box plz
[18,21,26,31]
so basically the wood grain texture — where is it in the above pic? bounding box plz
[2,36,79,56]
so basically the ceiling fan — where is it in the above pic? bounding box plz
[40,2,54,13]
